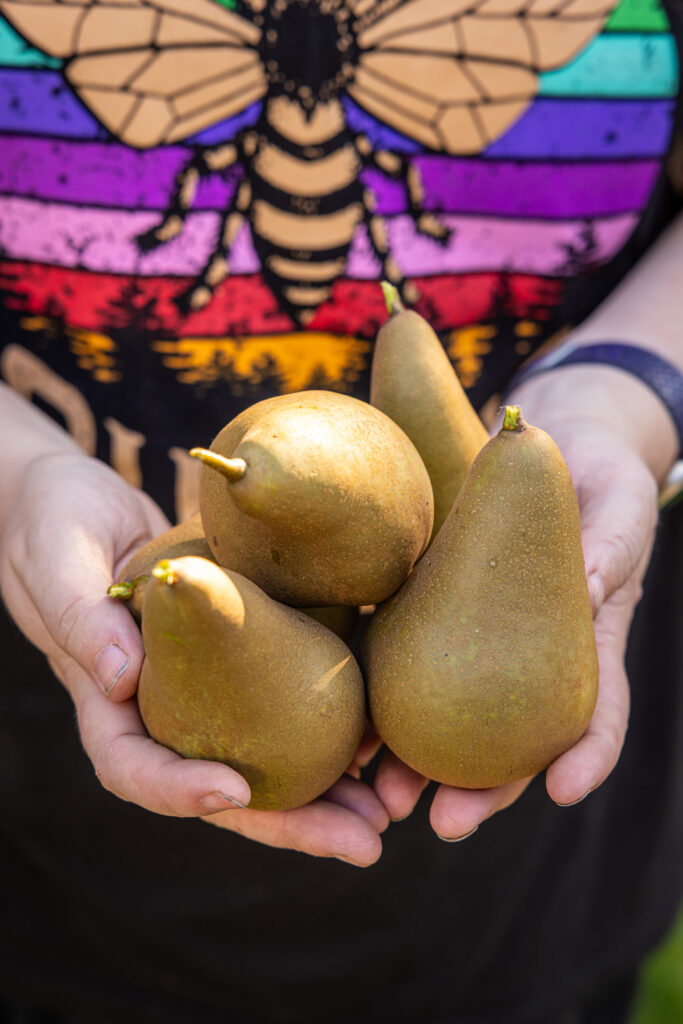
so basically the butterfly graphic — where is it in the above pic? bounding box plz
[0,0,617,324]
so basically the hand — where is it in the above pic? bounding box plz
[372,382,662,839]
[0,449,388,865]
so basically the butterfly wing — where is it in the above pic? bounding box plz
[348,0,619,154]
[0,0,266,147]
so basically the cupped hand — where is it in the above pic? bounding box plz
[0,449,388,865]
[372,394,661,839]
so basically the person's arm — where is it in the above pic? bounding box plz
[0,385,388,865]
[373,210,683,838]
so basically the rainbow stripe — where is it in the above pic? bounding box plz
[0,262,562,335]
[0,0,677,341]
[0,194,638,278]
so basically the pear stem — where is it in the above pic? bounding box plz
[502,405,523,431]
[107,574,150,600]
[189,447,247,481]
[381,281,405,316]
[151,560,178,585]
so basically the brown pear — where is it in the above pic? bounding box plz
[108,515,213,621]
[191,390,433,607]
[362,406,598,789]
[138,556,366,810]
[370,283,489,540]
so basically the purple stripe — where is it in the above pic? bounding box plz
[0,67,261,147]
[0,135,241,210]
[342,95,674,159]
[486,98,675,159]
[0,133,662,219]
[0,69,105,138]
[363,158,661,218]
[0,68,674,161]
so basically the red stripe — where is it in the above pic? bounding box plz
[0,262,563,337]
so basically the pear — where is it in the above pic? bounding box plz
[108,517,358,640]
[370,283,489,541]
[190,390,434,607]
[107,515,213,622]
[138,556,366,810]
[362,406,598,789]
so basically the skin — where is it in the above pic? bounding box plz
[0,211,681,862]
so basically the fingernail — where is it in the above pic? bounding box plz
[200,791,247,812]
[587,574,605,618]
[94,643,129,696]
[334,855,365,867]
[391,813,410,822]
[557,791,591,808]
[437,826,479,843]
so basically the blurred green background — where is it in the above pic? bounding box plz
[631,905,683,1023]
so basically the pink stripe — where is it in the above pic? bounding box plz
[0,196,636,279]
[347,215,638,278]
[0,197,261,275]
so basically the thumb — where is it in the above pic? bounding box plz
[12,526,147,702]
[578,469,658,617]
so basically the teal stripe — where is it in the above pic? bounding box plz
[0,16,61,68]
[0,13,676,97]
[539,34,677,98]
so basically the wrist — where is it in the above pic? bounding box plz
[507,364,678,485]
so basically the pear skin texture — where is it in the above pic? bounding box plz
[112,516,213,622]
[138,556,366,810]
[196,391,434,607]
[362,416,599,789]
[371,309,489,541]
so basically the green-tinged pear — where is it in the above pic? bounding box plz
[107,515,213,622]
[371,283,489,540]
[362,406,598,789]
[139,556,366,810]
[191,390,434,607]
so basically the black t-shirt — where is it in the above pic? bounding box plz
[0,0,680,518]
[0,1,682,1021]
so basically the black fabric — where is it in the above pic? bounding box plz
[0,501,681,1024]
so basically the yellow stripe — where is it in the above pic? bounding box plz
[252,199,362,249]
[253,142,359,197]
[266,254,346,282]
[153,332,372,392]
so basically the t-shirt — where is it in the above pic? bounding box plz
[0,2,682,1022]
[0,0,679,519]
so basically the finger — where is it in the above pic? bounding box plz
[202,799,383,867]
[373,749,430,821]
[429,776,533,841]
[11,524,149,702]
[73,667,252,814]
[578,462,657,616]
[353,722,383,767]
[323,774,390,833]
[140,491,173,540]
[545,590,632,807]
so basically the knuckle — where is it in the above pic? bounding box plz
[53,594,89,652]
[150,762,184,816]
[92,754,119,798]
[279,816,306,854]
